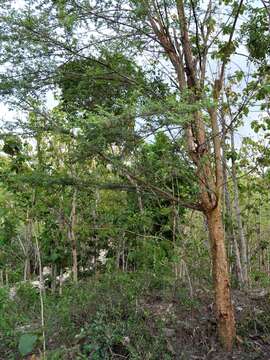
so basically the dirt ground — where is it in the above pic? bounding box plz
[142,288,270,360]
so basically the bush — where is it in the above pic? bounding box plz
[44,272,172,359]
[1,271,177,359]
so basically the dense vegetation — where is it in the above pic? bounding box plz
[0,0,270,358]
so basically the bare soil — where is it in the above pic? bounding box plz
[141,288,270,359]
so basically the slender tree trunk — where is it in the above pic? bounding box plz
[223,172,243,285]
[221,115,243,285]
[126,174,145,233]
[51,264,57,294]
[5,270,9,286]
[68,227,78,283]
[34,227,46,356]
[256,208,262,272]
[134,182,144,215]
[172,202,177,244]
[172,202,183,278]
[0,270,3,286]
[206,205,236,350]
[116,249,121,270]
[231,130,248,286]
[92,190,99,273]
[24,214,33,280]
[59,268,63,295]
[122,238,125,271]
[18,235,31,282]
[68,190,78,283]
[24,260,29,281]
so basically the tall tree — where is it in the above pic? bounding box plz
[0,0,254,350]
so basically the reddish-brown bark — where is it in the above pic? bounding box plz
[206,205,236,350]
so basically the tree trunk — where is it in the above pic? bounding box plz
[221,117,243,286]
[206,205,236,350]
[92,190,99,273]
[126,174,145,234]
[51,264,57,294]
[231,130,248,285]
[69,190,78,283]
[223,170,243,285]
[24,260,30,281]
[5,269,9,286]
[59,268,63,295]
[71,234,78,283]
[0,270,3,286]
[34,227,46,355]
[24,214,33,280]
[147,0,238,350]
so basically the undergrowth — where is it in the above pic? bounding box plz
[1,271,270,359]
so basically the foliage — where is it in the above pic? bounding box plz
[0,0,270,356]
[18,333,38,356]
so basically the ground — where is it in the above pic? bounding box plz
[2,274,270,359]
[140,288,270,359]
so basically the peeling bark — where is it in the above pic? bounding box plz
[206,206,236,350]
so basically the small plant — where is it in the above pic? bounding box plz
[18,333,38,357]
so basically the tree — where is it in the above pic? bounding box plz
[0,0,255,350]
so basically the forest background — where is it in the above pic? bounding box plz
[0,0,270,359]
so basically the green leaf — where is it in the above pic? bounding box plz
[18,334,37,356]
